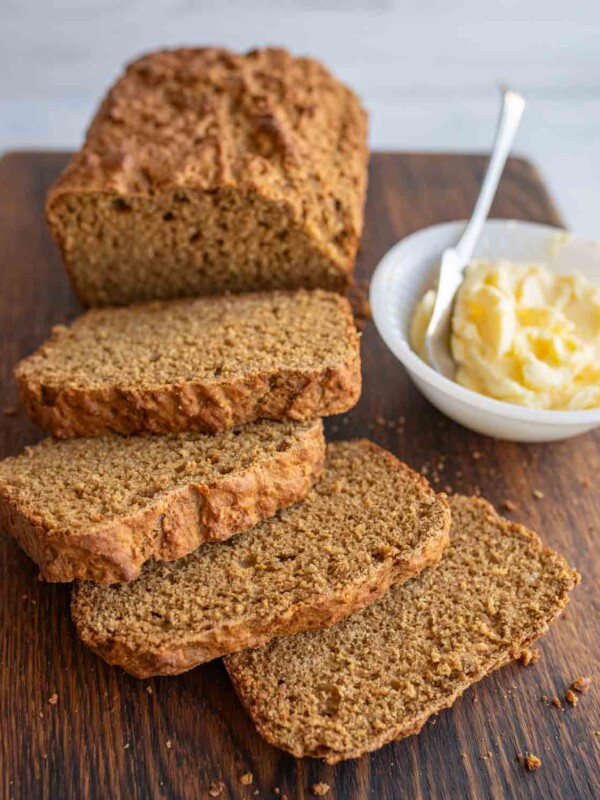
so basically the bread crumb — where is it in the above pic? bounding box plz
[552,696,562,709]
[239,773,253,785]
[146,686,153,694]
[472,451,482,460]
[3,406,17,416]
[533,489,544,500]
[565,690,578,706]
[208,781,225,797]
[525,753,541,771]
[518,648,540,666]
[273,789,280,796]
[123,743,130,750]
[502,499,518,512]
[48,693,58,705]
[571,676,591,694]
[311,784,330,797]
[375,415,385,426]
[165,739,172,749]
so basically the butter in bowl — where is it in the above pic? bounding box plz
[370,219,600,442]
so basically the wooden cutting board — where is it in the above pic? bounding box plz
[0,152,598,800]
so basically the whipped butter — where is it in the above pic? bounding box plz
[410,259,600,410]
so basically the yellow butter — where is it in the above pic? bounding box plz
[410,259,600,410]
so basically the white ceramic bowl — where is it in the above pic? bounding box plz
[370,219,600,442]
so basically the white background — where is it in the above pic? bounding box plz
[2,0,599,236]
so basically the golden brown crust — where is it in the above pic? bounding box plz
[0,421,325,584]
[17,359,361,439]
[72,502,449,678]
[45,47,369,306]
[15,291,362,438]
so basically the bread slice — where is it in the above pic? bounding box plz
[45,47,368,307]
[225,494,579,763]
[0,419,324,584]
[15,290,361,438]
[71,441,451,678]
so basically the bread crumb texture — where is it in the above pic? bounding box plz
[16,291,361,438]
[226,494,579,763]
[45,47,368,307]
[526,754,542,771]
[311,783,330,796]
[571,676,591,694]
[71,441,450,677]
[0,419,324,583]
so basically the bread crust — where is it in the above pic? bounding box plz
[17,358,361,439]
[45,47,369,306]
[0,420,325,584]
[72,501,450,677]
[15,291,362,438]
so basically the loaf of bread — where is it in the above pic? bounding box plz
[46,47,369,307]
[0,420,324,584]
[15,290,361,438]
[226,495,579,763]
[71,441,451,677]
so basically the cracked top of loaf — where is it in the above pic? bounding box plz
[50,47,369,253]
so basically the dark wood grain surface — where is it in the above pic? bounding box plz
[0,152,598,800]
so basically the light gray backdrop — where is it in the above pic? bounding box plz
[2,0,599,235]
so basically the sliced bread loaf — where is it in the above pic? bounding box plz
[225,494,579,763]
[0,419,324,584]
[71,441,451,678]
[45,47,368,307]
[15,290,361,438]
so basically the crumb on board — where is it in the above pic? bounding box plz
[525,753,542,771]
[146,686,153,694]
[502,499,518,512]
[571,676,591,694]
[2,406,17,416]
[208,781,225,797]
[239,773,253,785]
[165,740,172,749]
[311,784,330,797]
[123,743,130,750]
[472,451,482,460]
[552,696,563,709]
[48,693,58,705]
[565,690,578,706]
[518,648,540,666]
[533,489,544,500]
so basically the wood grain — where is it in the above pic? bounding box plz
[0,152,598,800]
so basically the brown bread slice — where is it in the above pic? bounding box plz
[15,290,361,438]
[0,419,324,584]
[71,441,451,678]
[45,47,368,307]
[225,494,579,763]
